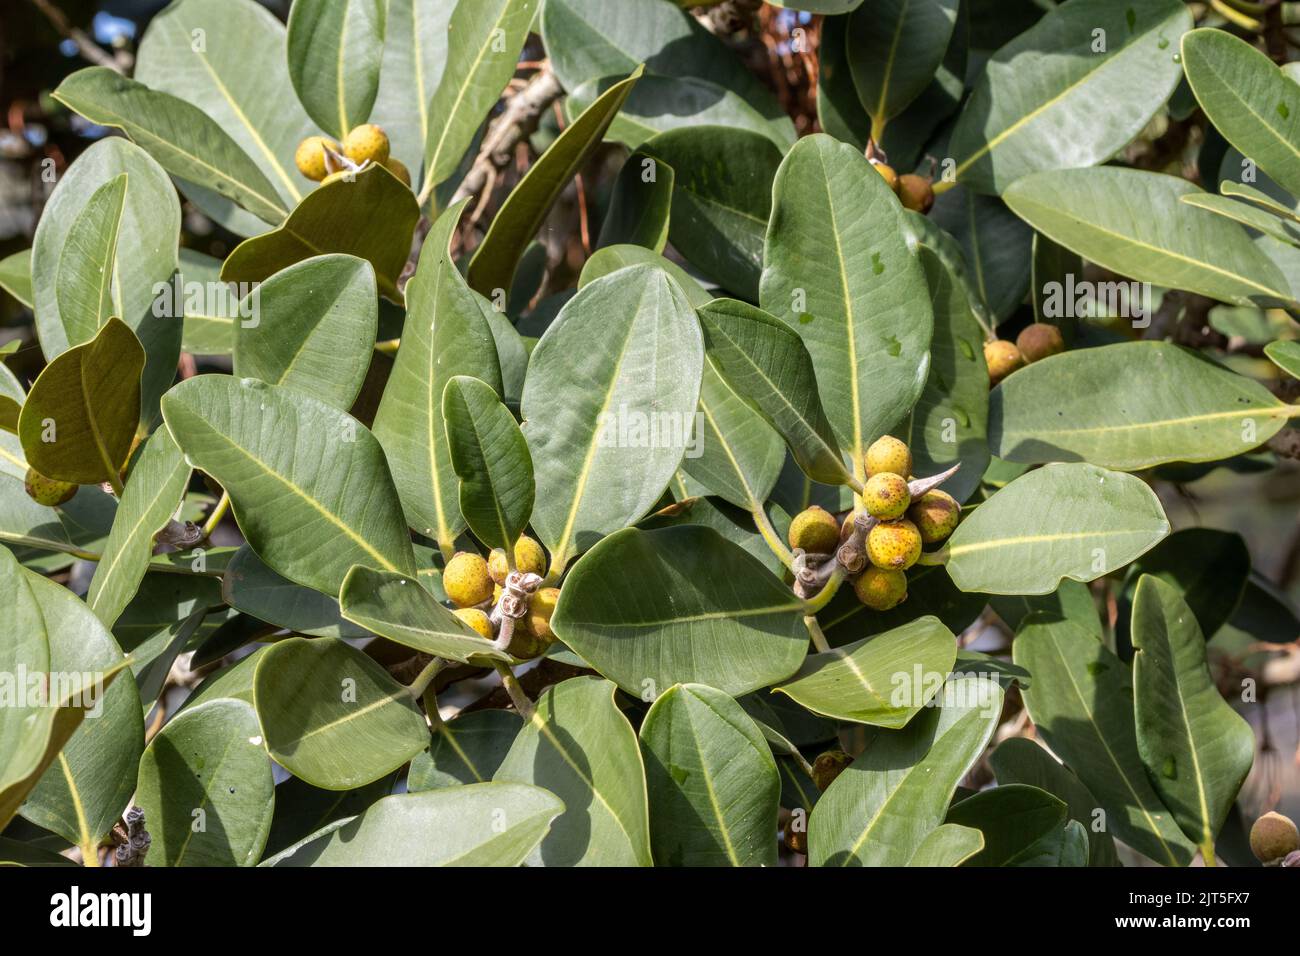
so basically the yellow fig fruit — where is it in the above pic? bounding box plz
[488,536,548,585]
[1250,811,1299,864]
[984,339,1025,386]
[384,156,412,187]
[1016,322,1065,364]
[787,506,840,554]
[862,472,910,520]
[443,552,494,608]
[866,519,922,571]
[852,567,908,610]
[24,467,77,506]
[527,587,561,643]
[865,435,912,479]
[343,123,390,166]
[454,607,494,641]
[897,174,935,214]
[871,160,900,194]
[908,489,960,544]
[294,135,338,181]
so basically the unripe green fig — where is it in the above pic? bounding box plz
[862,472,910,520]
[454,607,494,641]
[1250,811,1299,864]
[788,506,840,554]
[897,174,934,214]
[908,489,961,544]
[488,536,548,585]
[343,123,390,166]
[811,750,853,791]
[866,519,922,571]
[444,552,494,608]
[385,157,412,187]
[852,566,908,610]
[1016,323,1065,363]
[865,435,912,479]
[24,467,77,506]
[984,339,1025,386]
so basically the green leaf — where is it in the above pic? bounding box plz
[134,698,273,866]
[522,265,702,574]
[262,784,563,866]
[906,823,984,867]
[639,683,779,867]
[423,0,538,192]
[1179,193,1300,249]
[989,342,1296,470]
[468,67,643,301]
[944,784,1067,866]
[1013,616,1196,866]
[372,200,502,545]
[442,375,534,553]
[948,0,1192,194]
[87,428,191,627]
[0,475,74,554]
[1123,528,1250,640]
[494,676,652,866]
[261,773,395,859]
[177,250,237,355]
[817,15,872,150]
[54,172,127,346]
[945,463,1169,595]
[0,249,33,309]
[989,736,1119,867]
[989,579,1103,639]
[221,163,418,302]
[696,298,851,487]
[1131,576,1254,856]
[905,247,989,503]
[847,0,959,134]
[233,254,378,410]
[1182,29,1300,201]
[51,67,287,225]
[808,675,1004,866]
[930,186,1032,323]
[19,317,143,486]
[774,616,958,729]
[555,526,807,697]
[761,134,933,472]
[221,545,366,639]
[409,710,523,790]
[287,0,386,140]
[1003,168,1292,307]
[597,152,674,252]
[1031,233,1082,343]
[579,245,709,303]
[253,637,427,790]
[1265,339,1300,378]
[339,565,510,663]
[161,375,415,595]
[135,0,316,236]
[30,138,179,419]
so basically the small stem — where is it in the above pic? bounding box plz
[803,568,845,615]
[492,660,535,719]
[202,491,231,539]
[1210,0,1262,30]
[1201,841,1217,867]
[870,116,886,146]
[915,547,950,567]
[421,685,444,731]
[437,538,456,566]
[81,838,101,867]
[788,745,816,780]
[408,657,444,698]
[804,615,832,654]
[752,503,793,569]
[374,338,400,356]
[68,546,102,562]
[932,178,957,196]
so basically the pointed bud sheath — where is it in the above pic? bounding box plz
[906,463,961,500]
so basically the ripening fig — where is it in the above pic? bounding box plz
[867,519,922,571]
[862,472,910,520]
[505,618,552,660]
[444,552,494,608]
[865,435,912,479]
[788,506,840,554]
[294,135,338,182]
[870,160,899,194]
[852,566,908,610]
[385,157,412,187]
[1016,322,1065,364]
[783,822,807,855]
[897,174,935,214]
[527,587,561,643]
[984,339,1025,386]
[488,536,547,585]
[343,124,390,166]
[24,467,77,506]
[320,169,353,187]
[811,750,853,791]
[1250,811,1299,864]
[454,607,494,641]
[908,489,960,544]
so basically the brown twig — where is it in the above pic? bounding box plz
[28,0,125,73]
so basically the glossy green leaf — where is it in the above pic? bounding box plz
[134,698,273,866]
[423,0,537,193]
[52,67,286,225]
[1131,576,1254,856]
[948,0,1191,194]
[847,0,959,134]
[930,186,1032,323]
[1013,616,1196,866]
[1123,528,1250,640]
[990,342,1296,470]
[1180,193,1300,249]
[233,254,378,410]
[697,298,851,487]
[579,245,710,303]
[522,265,702,573]
[906,823,984,867]
[339,565,510,663]
[177,250,237,355]
[817,14,871,149]
[0,475,74,554]
[597,151,674,252]
[945,463,1169,595]
[554,526,807,698]
[640,683,779,867]
[808,675,1003,866]
[135,0,316,236]
[87,428,191,628]
[774,616,958,729]
[161,375,415,595]
[409,710,523,791]
[254,637,427,790]
[221,545,362,639]
[0,249,33,309]
[989,579,1102,639]
[494,676,652,866]
[54,173,127,346]
[944,784,1068,867]
[372,200,502,545]
[468,68,643,301]
[1265,339,1300,379]
[1031,232,1082,343]
[221,163,418,302]
[263,784,562,866]
[19,317,143,486]
[443,375,534,553]
[761,134,932,472]
[1003,168,1292,307]
[287,0,386,140]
